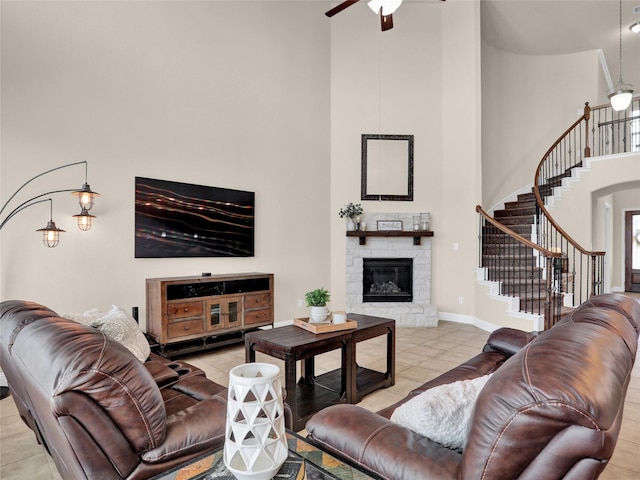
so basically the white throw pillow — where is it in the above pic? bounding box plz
[390,374,492,452]
[64,306,150,362]
[90,305,151,362]
[62,308,104,326]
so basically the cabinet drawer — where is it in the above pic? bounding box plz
[167,301,203,319]
[244,293,271,309]
[244,308,272,325]
[168,318,204,338]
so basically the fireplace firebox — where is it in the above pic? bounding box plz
[363,258,413,303]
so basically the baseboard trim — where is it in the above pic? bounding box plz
[439,311,540,332]
[438,312,501,332]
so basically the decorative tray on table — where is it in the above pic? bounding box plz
[293,317,357,334]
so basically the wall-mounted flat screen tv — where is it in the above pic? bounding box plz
[135,177,255,258]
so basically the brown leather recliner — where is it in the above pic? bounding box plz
[0,300,229,480]
[306,293,640,480]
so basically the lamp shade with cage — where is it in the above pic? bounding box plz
[71,183,100,211]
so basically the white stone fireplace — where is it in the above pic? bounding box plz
[346,213,438,327]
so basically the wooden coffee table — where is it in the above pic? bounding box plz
[244,314,395,431]
[346,313,396,403]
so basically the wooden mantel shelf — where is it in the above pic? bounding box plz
[346,230,434,246]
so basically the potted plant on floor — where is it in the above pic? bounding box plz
[305,287,331,323]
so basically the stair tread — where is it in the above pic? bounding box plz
[480,173,576,319]
[495,208,537,217]
[487,278,544,283]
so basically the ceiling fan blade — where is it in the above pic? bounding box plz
[381,12,393,31]
[325,0,360,17]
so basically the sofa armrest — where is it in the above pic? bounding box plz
[306,405,461,480]
[141,397,227,463]
[144,361,180,387]
[482,327,537,357]
[170,374,227,400]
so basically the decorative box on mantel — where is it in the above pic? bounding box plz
[345,213,438,327]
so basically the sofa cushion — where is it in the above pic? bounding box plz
[390,374,492,451]
[377,350,509,419]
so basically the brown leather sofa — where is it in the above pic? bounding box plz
[0,300,229,480]
[306,293,640,480]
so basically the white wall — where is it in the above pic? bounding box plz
[437,0,483,315]
[481,44,600,210]
[1,1,627,332]
[328,0,482,317]
[1,1,331,324]
[546,154,640,291]
[611,189,640,290]
[1,0,485,327]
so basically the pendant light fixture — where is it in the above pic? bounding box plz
[71,162,100,211]
[73,207,96,231]
[609,0,634,111]
[36,199,65,248]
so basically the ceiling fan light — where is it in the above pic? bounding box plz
[368,0,403,16]
[630,22,640,33]
[609,88,634,111]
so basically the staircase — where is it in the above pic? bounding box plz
[476,100,638,329]
[487,187,575,319]
[482,192,549,317]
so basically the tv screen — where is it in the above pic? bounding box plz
[135,177,255,258]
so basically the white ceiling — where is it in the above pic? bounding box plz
[480,0,640,82]
[325,0,639,84]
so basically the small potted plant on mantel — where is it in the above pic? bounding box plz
[338,202,363,231]
[305,287,331,323]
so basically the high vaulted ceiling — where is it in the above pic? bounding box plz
[481,1,638,55]
[480,0,640,83]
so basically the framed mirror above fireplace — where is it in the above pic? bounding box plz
[361,134,414,201]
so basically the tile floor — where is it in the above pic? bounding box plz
[1,317,639,479]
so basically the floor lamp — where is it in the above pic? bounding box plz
[0,161,100,247]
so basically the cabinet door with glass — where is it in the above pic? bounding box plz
[207,297,242,332]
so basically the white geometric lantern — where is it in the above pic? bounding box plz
[224,363,288,480]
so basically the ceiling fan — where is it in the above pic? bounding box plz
[325,0,445,32]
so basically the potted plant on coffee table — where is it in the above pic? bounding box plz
[305,287,331,323]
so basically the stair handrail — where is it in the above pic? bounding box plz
[476,205,563,329]
[532,102,606,303]
[588,98,640,154]
[475,205,563,259]
[532,103,605,258]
